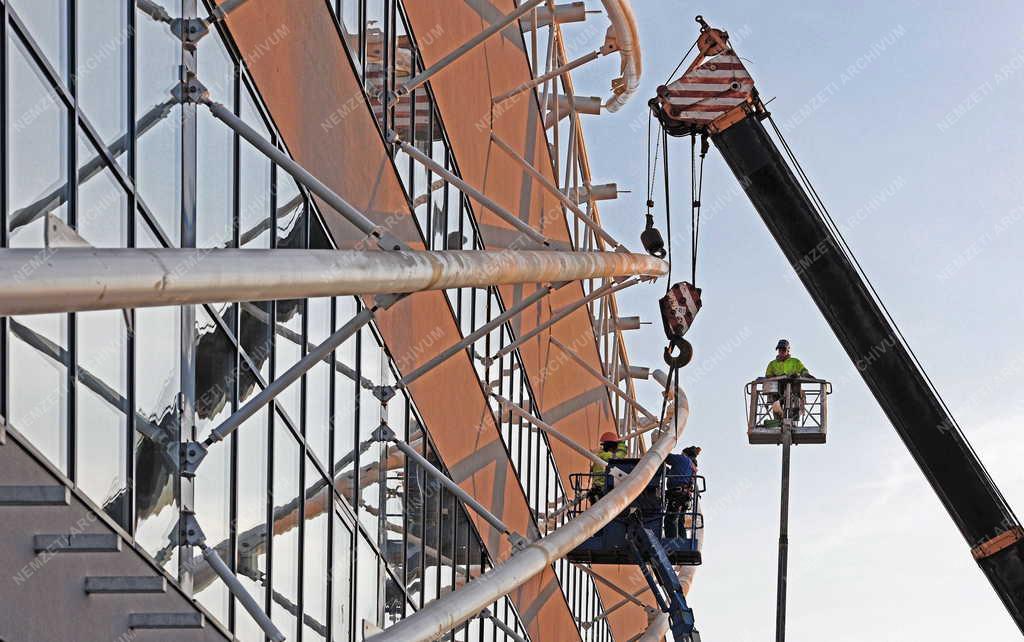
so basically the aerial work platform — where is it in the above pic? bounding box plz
[746,376,831,445]
[566,458,704,641]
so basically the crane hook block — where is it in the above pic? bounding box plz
[659,282,702,367]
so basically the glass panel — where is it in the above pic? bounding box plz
[9,0,68,81]
[271,424,300,640]
[336,0,362,70]
[77,0,128,156]
[193,307,234,624]
[235,401,268,641]
[8,32,68,247]
[8,316,68,472]
[197,30,236,248]
[332,509,353,640]
[273,172,306,423]
[355,534,380,633]
[132,303,179,572]
[76,132,129,247]
[303,463,330,641]
[333,297,359,510]
[358,328,383,538]
[136,0,182,245]
[239,87,272,246]
[75,309,128,527]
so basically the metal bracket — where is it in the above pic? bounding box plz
[372,423,396,443]
[169,17,210,45]
[180,512,207,547]
[180,441,209,477]
[172,72,208,105]
[372,385,397,403]
[508,532,531,553]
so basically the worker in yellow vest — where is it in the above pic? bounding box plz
[765,339,809,377]
[589,432,628,501]
[765,339,810,425]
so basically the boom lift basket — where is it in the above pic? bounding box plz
[565,459,705,565]
[745,376,831,445]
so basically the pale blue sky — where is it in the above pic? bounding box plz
[571,1,1024,639]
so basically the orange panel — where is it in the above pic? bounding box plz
[222,1,579,639]
[402,3,657,639]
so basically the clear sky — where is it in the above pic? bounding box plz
[570,1,1024,639]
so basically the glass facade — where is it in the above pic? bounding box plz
[329,2,612,639]
[2,1,617,640]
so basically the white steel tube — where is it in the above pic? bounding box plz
[397,0,546,97]
[490,132,622,249]
[365,376,688,642]
[600,0,642,112]
[493,394,615,471]
[391,135,552,247]
[0,248,666,316]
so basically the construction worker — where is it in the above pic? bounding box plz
[765,339,809,377]
[664,446,700,538]
[589,431,627,501]
[765,339,809,425]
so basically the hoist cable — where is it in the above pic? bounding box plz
[661,125,673,291]
[663,38,700,85]
[765,114,1019,522]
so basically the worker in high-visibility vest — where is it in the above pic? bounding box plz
[589,431,627,500]
[765,339,809,425]
[765,339,809,377]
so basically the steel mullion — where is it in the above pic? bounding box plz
[65,0,79,484]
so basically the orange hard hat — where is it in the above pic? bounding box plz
[599,431,620,443]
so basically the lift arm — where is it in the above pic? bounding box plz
[654,18,1024,632]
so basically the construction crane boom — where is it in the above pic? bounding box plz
[652,17,1024,632]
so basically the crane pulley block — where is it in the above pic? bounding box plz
[660,282,702,367]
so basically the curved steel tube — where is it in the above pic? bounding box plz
[0,248,666,316]
[366,371,689,642]
[600,0,642,111]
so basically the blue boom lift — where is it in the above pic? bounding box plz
[567,458,705,642]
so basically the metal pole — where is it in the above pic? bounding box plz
[200,96,406,251]
[489,132,622,249]
[485,277,638,364]
[204,305,378,448]
[394,282,563,391]
[491,48,606,105]
[364,377,688,642]
[776,419,792,642]
[389,134,552,247]
[375,425,525,547]
[199,543,286,642]
[396,0,546,97]
[549,336,658,423]
[481,609,529,642]
[493,394,619,473]
[0,248,666,316]
[575,564,656,612]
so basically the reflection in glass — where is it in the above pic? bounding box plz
[332,510,353,638]
[193,308,234,623]
[77,0,128,156]
[76,132,129,247]
[136,0,181,245]
[235,402,268,641]
[303,463,330,640]
[271,424,300,640]
[133,305,180,572]
[9,0,68,81]
[76,309,128,527]
[356,534,381,633]
[9,316,68,473]
[8,32,68,247]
